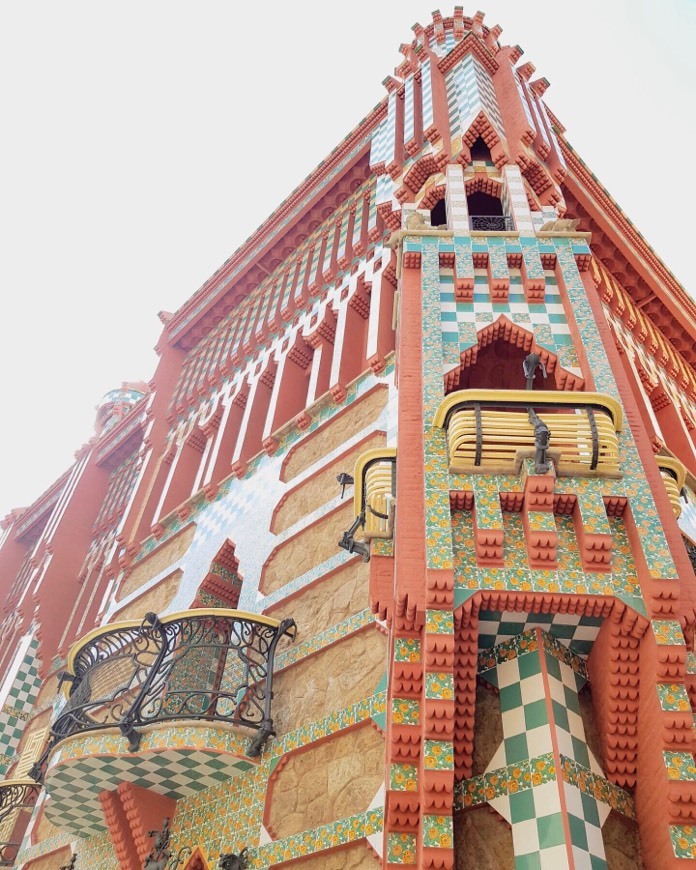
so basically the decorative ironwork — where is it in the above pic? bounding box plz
[50,610,296,757]
[0,843,20,868]
[0,779,42,867]
[468,214,514,231]
[143,818,193,869]
[219,850,249,870]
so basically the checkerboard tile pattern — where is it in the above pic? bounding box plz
[0,635,41,774]
[45,743,254,836]
[439,267,578,372]
[478,610,603,659]
[475,631,609,866]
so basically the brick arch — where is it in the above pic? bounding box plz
[418,181,446,211]
[444,315,585,393]
[397,150,449,200]
[452,590,648,784]
[464,174,503,198]
[456,111,509,169]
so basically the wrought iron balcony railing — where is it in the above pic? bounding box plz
[468,214,514,231]
[0,779,41,867]
[51,609,296,759]
[433,390,623,478]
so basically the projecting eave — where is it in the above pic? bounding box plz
[165,100,388,351]
[558,134,696,365]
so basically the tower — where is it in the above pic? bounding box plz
[1,7,696,869]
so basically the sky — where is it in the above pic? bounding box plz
[1,0,695,520]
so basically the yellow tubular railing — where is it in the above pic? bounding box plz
[657,456,686,519]
[354,448,397,540]
[433,390,623,478]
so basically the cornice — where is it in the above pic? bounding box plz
[95,402,147,468]
[167,102,387,345]
[559,135,696,341]
[437,31,499,76]
[14,470,72,539]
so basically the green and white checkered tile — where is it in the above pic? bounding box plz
[478,610,603,658]
[0,637,42,772]
[45,748,253,836]
[565,782,608,867]
[480,634,608,866]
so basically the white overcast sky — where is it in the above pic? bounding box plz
[1,0,694,520]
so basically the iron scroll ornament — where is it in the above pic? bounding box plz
[49,611,296,758]
[0,780,42,867]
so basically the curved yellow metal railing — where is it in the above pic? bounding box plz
[657,456,686,518]
[353,448,397,540]
[433,390,622,478]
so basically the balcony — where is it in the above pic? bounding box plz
[42,609,295,836]
[433,390,623,477]
[0,779,41,866]
[338,448,396,560]
[657,456,686,518]
[468,214,514,232]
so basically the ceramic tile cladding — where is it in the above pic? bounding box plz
[454,753,556,809]
[387,832,417,864]
[275,609,374,670]
[394,637,421,662]
[421,239,447,420]
[664,752,696,781]
[554,240,676,582]
[390,762,418,791]
[425,609,454,634]
[392,697,420,725]
[119,366,395,623]
[657,683,692,712]
[254,808,384,867]
[424,739,454,770]
[170,763,259,860]
[452,506,646,619]
[653,620,686,646]
[671,825,696,859]
[477,628,539,673]
[425,671,455,700]
[441,239,576,371]
[478,610,601,661]
[422,813,454,850]
[560,756,634,818]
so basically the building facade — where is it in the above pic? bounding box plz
[2,8,696,869]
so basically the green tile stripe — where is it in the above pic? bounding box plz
[554,241,674,581]
[422,240,455,571]
[478,628,539,672]
[560,755,634,819]
[454,753,556,810]
[271,691,386,759]
[251,807,384,868]
[15,831,73,864]
[275,609,375,670]
[135,366,388,561]
[541,632,588,679]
